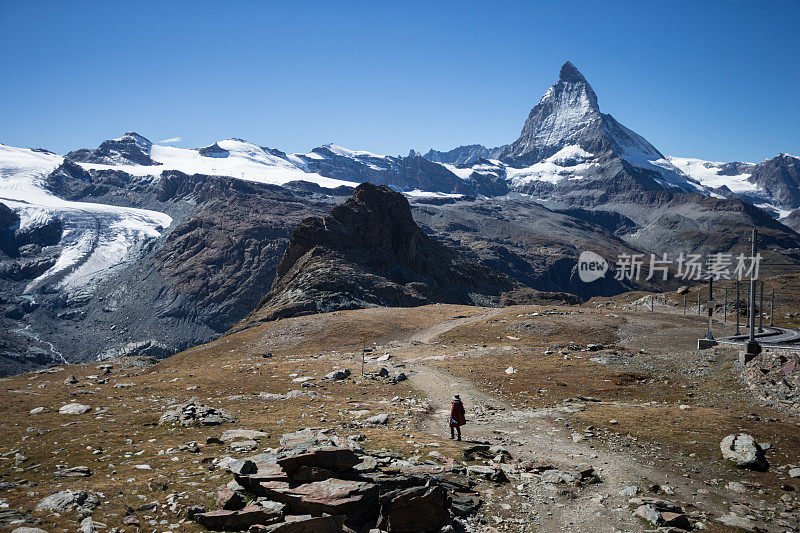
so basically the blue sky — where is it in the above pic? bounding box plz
[1,0,798,162]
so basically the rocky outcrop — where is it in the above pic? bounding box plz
[192,428,480,532]
[249,184,523,322]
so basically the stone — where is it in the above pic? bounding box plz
[216,486,246,511]
[264,479,379,522]
[377,485,451,533]
[58,403,91,415]
[225,459,258,476]
[677,286,690,295]
[279,428,334,450]
[449,491,482,517]
[393,373,407,383]
[11,529,49,533]
[726,481,748,493]
[540,470,575,484]
[29,407,47,414]
[720,434,769,471]
[325,369,351,380]
[249,514,344,533]
[79,517,98,533]
[259,393,286,401]
[54,466,92,479]
[195,505,281,531]
[633,504,662,526]
[466,465,508,483]
[789,467,800,478]
[230,440,259,452]
[34,490,99,513]
[159,401,236,426]
[221,429,269,442]
[715,514,756,531]
[277,447,359,475]
[378,368,390,378]
[64,375,78,385]
[365,414,389,425]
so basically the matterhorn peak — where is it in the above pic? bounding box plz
[558,61,587,84]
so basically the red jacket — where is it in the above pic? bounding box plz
[450,400,466,427]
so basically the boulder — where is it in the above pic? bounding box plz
[466,465,508,483]
[12,529,49,533]
[58,403,91,415]
[194,505,281,531]
[325,369,351,380]
[365,414,389,425]
[277,447,359,475]
[377,485,451,532]
[677,286,690,295]
[720,434,769,471]
[34,490,99,513]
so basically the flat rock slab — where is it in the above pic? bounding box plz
[249,514,345,533]
[279,428,335,450]
[195,505,281,531]
[58,403,91,415]
[277,447,359,475]
[262,479,379,521]
[221,429,269,442]
[54,466,92,479]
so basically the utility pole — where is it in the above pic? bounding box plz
[770,289,775,327]
[746,228,761,357]
[707,276,714,340]
[735,280,741,335]
[723,287,728,323]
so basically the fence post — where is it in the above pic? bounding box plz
[697,292,701,315]
[758,282,764,333]
[683,295,686,315]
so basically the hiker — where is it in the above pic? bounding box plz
[449,394,466,440]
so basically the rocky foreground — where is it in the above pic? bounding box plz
[2,303,800,532]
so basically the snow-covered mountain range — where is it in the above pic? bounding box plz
[1,61,799,374]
